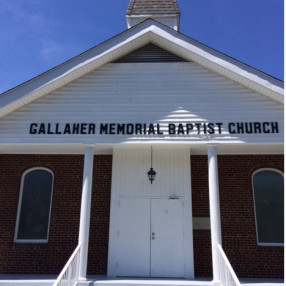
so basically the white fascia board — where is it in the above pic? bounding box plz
[0,142,283,155]
[126,14,179,30]
[127,16,179,31]
[0,20,283,119]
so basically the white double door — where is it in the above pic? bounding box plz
[116,198,185,278]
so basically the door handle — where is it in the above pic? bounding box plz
[151,232,155,240]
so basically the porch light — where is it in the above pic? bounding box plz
[147,146,156,184]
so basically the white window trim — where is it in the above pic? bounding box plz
[252,168,284,247]
[14,167,54,244]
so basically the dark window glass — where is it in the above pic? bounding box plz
[17,169,53,241]
[253,170,284,244]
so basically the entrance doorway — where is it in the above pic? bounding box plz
[116,198,184,277]
[107,146,194,278]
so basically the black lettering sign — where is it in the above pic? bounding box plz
[127,124,134,134]
[55,123,62,134]
[38,123,46,134]
[177,124,185,135]
[216,123,223,134]
[168,124,176,135]
[262,122,270,133]
[208,123,215,134]
[30,123,37,134]
[28,121,279,136]
[109,123,116,135]
[195,123,201,134]
[64,124,71,134]
[88,124,96,134]
[245,122,253,134]
[148,124,155,135]
[253,122,261,133]
[72,124,80,134]
[271,122,279,133]
[135,124,142,135]
[117,124,126,134]
[186,123,193,134]
[157,124,163,135]
[228,123,235,134]
[100,124,108,134]
[80,123,87,134]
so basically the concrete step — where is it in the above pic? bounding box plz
[93,278,212,286]
[0,275,212,286]
[0,281,53,286]
[0,275,55,286]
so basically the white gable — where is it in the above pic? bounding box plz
[0,60,283,154]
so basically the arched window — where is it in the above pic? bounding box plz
[252,169,284,246]
[15,168,54,243]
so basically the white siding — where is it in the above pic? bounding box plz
[111,145,190,198]
[0,62,283,145]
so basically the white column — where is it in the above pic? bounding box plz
[78,146,94,281]
[208,145,222,284]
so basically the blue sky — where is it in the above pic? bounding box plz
[0,0,283,94]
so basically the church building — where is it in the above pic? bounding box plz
[0,1,283,285]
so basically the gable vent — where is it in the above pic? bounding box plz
[114,43,188,63]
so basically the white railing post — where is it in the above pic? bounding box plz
[208,145,222,285]
[217,244,241,286]
[78,146,94,281]
[53,243,82,286]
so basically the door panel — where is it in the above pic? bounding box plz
[116,198,185,278]
[117,198,150,277]
[151,199,185,278]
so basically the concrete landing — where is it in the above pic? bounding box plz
[0,275,55,286]
[89,276,212,286]
[240,278,284,286]
[0,275,283,286]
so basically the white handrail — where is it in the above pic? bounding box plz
[53,243,82,286]
[217,244,241,286]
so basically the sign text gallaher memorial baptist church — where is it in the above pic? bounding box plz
[29,121,279,135]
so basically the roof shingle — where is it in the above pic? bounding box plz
[126,0,180,15]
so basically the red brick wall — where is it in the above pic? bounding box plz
[191,155,284,278]
[191,155,212,277]
[0,154,112,275]
[88,155,112,274]
[0,154,283,278]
